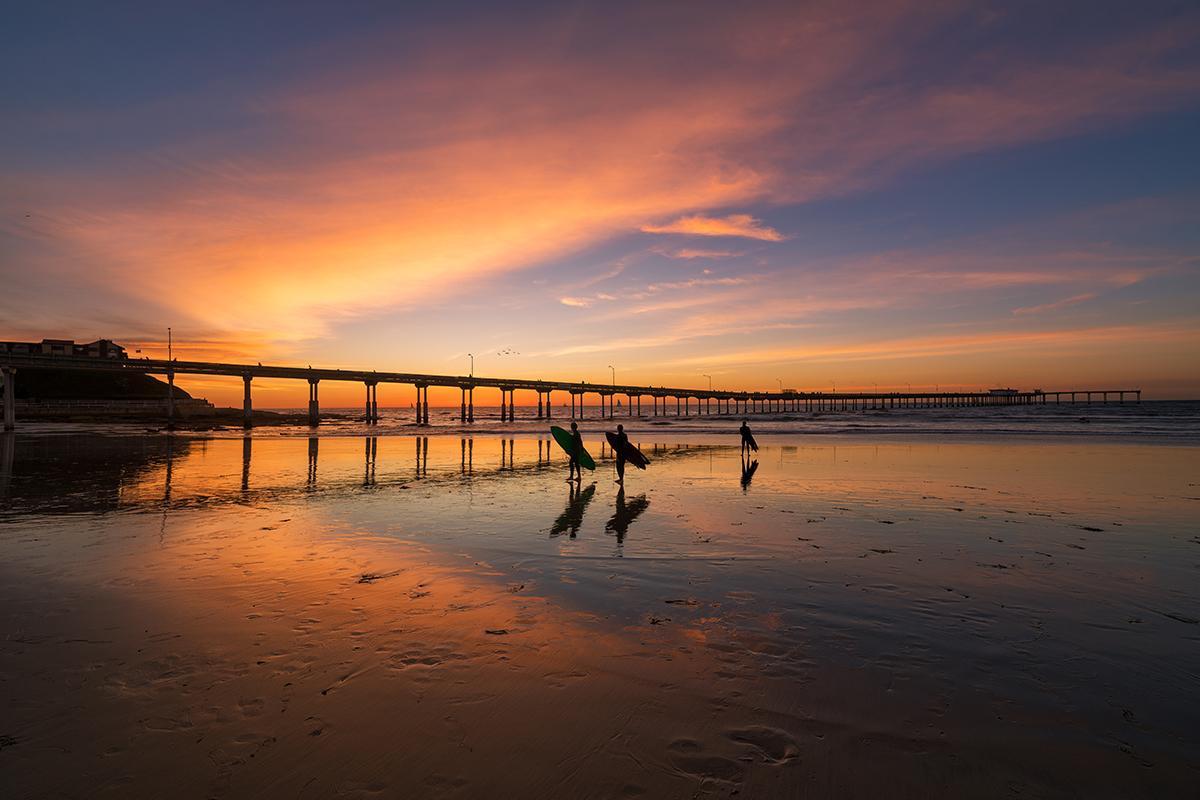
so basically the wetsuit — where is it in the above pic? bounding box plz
[569,428,583,480]
[614,429,629,482]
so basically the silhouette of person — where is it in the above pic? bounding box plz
[551,481,595,539]
[567,421,584,482]
[739,419,758,455]
[740,454,759,492]
[605,487,649,545]
[612,423,629,484]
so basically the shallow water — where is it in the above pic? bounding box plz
[1,432,1198,797]
[16,399,1200,443]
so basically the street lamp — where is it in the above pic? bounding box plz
[467,353,474,377]
[702,373,712,390]
[776,378,783,392]
[167,326,173,361]
[608,365,615,386]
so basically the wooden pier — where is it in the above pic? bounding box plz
[0,352,1141,430]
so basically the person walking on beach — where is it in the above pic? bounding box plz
[739,419,758,455]
[567,421,584,482]
[612,423,629,484]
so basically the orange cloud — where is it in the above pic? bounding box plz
[4,1,1198,380]
[641,214,784,241]
[674,320,1200,369]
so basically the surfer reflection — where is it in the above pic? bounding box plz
[739,419,758,456]
[740,454,759,492]
[567,421,584,483]
[605,487,649,546]
[550,481,595,539]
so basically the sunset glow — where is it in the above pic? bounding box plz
[4,2,1199,405]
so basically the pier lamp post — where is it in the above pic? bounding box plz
[776,378,783,392]
[468,353,474,377]
[608,365,615,386]
[703,374,712,390]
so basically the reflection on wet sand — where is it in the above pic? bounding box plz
[2,434,1199,797]
[0,434,706,515]
[605,487,649,546]
[241,435,251,493]
[363,435,377,486]
[550,481,595,539]
[0,432,14,500]
[739,455,758,491]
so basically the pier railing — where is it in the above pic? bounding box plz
[0,352,1141,431]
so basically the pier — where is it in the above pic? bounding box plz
[0,352,1140,430]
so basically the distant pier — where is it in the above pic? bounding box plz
[0,352,1140,431]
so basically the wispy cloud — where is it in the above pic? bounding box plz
[1012,293,1097,316]
[4,0,1198,386]
[674,321,1200,369]
[641,214,784,241]
[654,247,742,260]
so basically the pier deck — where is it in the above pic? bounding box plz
[0,353,1140,430]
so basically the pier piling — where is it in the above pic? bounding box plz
[243,375,253,428]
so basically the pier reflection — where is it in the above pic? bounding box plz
[241,436,251,494]
[0,434,715,517]
[0,432,192,514]
[0,432,13,501]
[415,436,428,478]
[307,436,319,488]
[364,436,377,486]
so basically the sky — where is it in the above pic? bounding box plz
[3,0,1200,406]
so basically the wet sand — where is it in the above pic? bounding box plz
[1,433,1198,797]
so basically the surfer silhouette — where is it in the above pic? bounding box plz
[612,423,629,483]
[739,419,758,455]
[567,421,583,482]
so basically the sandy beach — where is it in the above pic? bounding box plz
[1,432,1197,798]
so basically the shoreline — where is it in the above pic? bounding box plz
[6,420,1199,446]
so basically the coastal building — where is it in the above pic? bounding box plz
[0,338,127,359]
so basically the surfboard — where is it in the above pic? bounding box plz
[550,426,595,470]
[743,430,759,452]
[605,432,649,470]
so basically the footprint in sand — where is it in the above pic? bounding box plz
[726,726,801,764]
[666,738,746,783]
